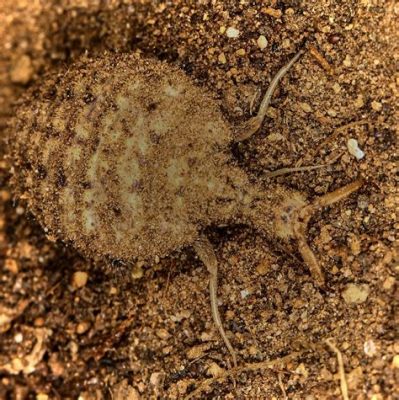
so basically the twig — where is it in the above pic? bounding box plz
[278,373,288,400]
[161,268,172,300]
[184,350,306,399]
[249,87,261,115]
[267,146,344,177]
[264,163,329,178]
[314,120,370,156]
[308,44,334,75]
[325,339,349,400]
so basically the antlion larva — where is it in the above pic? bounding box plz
[10,50,363,369]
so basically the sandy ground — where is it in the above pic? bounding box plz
[0,1,398,399]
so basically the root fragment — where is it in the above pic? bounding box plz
[267,148,343,178]
[265,163,328,178]
[0,327,51,374]
[183,337,352,399]
[314,120,371,157]
[325,339,349,400]
[308,44,334,75]
[278,373,288,400]
[184,350,305,400]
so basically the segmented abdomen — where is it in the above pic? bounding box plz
[12,54,234,261]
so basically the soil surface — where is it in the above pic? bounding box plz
[0,1,398,399]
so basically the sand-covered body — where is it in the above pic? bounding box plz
[11,54,250,261]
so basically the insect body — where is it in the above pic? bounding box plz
[10,50,362,368]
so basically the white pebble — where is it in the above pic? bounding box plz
[257,35,268,49]
[364,339,377,357]
[240,289,250,299]
[226,27,240,38]
[14,332,23,343]
[347,138,365,160]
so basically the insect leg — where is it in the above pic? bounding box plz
[194,235,238,369]
[235,49,305,142]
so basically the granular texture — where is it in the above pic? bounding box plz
[11,54,247,261]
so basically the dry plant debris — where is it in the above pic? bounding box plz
[0,327,51,375]
[325,339,350,400]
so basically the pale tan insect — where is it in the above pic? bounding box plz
[10,49,362,369]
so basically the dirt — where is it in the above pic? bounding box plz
[0,1,398,399]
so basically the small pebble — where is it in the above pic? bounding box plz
[248,345,259,356]
[354,94,364,108]
[382,276,395,291]
[207,362,225,378]
[162,345,172,355]
[10,55,34,84]
[266,107,278,119]
[71,271,88,289]
[329,34,341,44]
[76,321,90,335]
[364,339,377,357]
[257,35,268,50]
[235,48,246,57]
[49,354,64,376]
[343,54,352,67]
[150,372,165,387]
[240,289,250,299]
[256,261,270,275]
[295,363,309,378]
[319,367,333,380]
[14,332,23,343]
[332,83,341,93]
[347,138,365,160]
[282,38,291,49]
[347,366,363,389]
[349,234,361,255]
[176,380,189,395]
[342,283,370,304]
[261,7,282,18]
[187,343,211,359]
[5,258,19,274]
[0,190,11,202]
[218,53,227,64]
[285,8,295,16]
[392,355,399,368]
[109,286,118,295]
[327,108,337,117]
[300,102,312,113]
[34,317,45,327]
[226,27,240,38]
[131,261,144,279]
[371,100,382,111]
[69,341,79,355]
[16,206,25,215]
[156,328,171,340]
